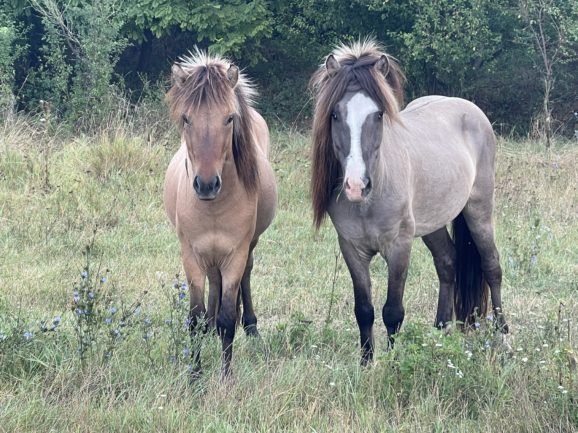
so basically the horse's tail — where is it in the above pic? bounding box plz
[452,212,489,325]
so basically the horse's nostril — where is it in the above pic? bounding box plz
[213,176,221,190]
[364,177,372,191]
[193,176,201,192]
[344,178,351,190]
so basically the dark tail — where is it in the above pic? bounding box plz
[452,212,489,325]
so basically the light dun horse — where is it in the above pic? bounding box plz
[164,50,276,376]
[311,40,508,365]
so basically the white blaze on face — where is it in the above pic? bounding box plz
[344,92,378,192]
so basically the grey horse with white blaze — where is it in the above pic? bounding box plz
[310,40,508,365]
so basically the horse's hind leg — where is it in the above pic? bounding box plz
[462,200,509,333]
[338,235,375,365]
[422,227,456,329]
[240,245,259,337]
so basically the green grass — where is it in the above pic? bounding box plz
[0,115,577,432]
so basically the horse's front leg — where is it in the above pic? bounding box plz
[217,248,250,377]
[181,247,207,378]
[382,233,413,347]
[338,236,375,366]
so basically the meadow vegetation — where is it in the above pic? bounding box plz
[0,112,577,432]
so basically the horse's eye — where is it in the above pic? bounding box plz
[331,112,338,121]
[182,114,190,125]
[377,111,384,119]
[226,114,234,125]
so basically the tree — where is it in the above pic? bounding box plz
[28,0,127,125]
[124,0,272,64]
[367,0,503,98]
[519,0,578,146]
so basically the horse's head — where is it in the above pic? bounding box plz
[328,56,392,202]
[310,40,405,225]
[326,54,399,203]
[167,50,258,201]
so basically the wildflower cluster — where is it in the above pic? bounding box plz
[71,256,111,365]
[164,275,192,368]
[69,243,145,365]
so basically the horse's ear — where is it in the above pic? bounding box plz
[375,55,390,77]
[227,65,239,87]
[171,64,187,86]
[326,55,340,78]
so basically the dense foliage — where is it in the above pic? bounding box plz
[1,0,577,135]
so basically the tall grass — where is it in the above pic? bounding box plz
[0,112,577,432]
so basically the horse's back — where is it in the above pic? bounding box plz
[403,96,494,142]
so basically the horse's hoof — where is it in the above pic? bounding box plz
[442,322,455,335]
[495,315,509,334]
[360,356,373,367]
[244,325,260,338]
[387,336,396,350]
[189,367,203,383]
[434,320,454,334]
[494,332,513,354]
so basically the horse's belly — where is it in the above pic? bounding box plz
[412,182,472,236]
[254,163,277,239]
[410,148,476,237]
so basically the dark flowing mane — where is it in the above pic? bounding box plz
[310,39,406,228]
[166,49,259,194]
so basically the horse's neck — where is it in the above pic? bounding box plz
[220,158,243,192]
[377,126,411,194]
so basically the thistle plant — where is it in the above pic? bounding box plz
[71,244,111,366]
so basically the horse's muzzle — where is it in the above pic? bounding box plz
[344,176,372,203]
[193,175,222,200]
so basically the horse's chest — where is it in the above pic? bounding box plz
[329,206,391,253]
[176,203,255,267]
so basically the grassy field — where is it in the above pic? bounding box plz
[0,114,577,432]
